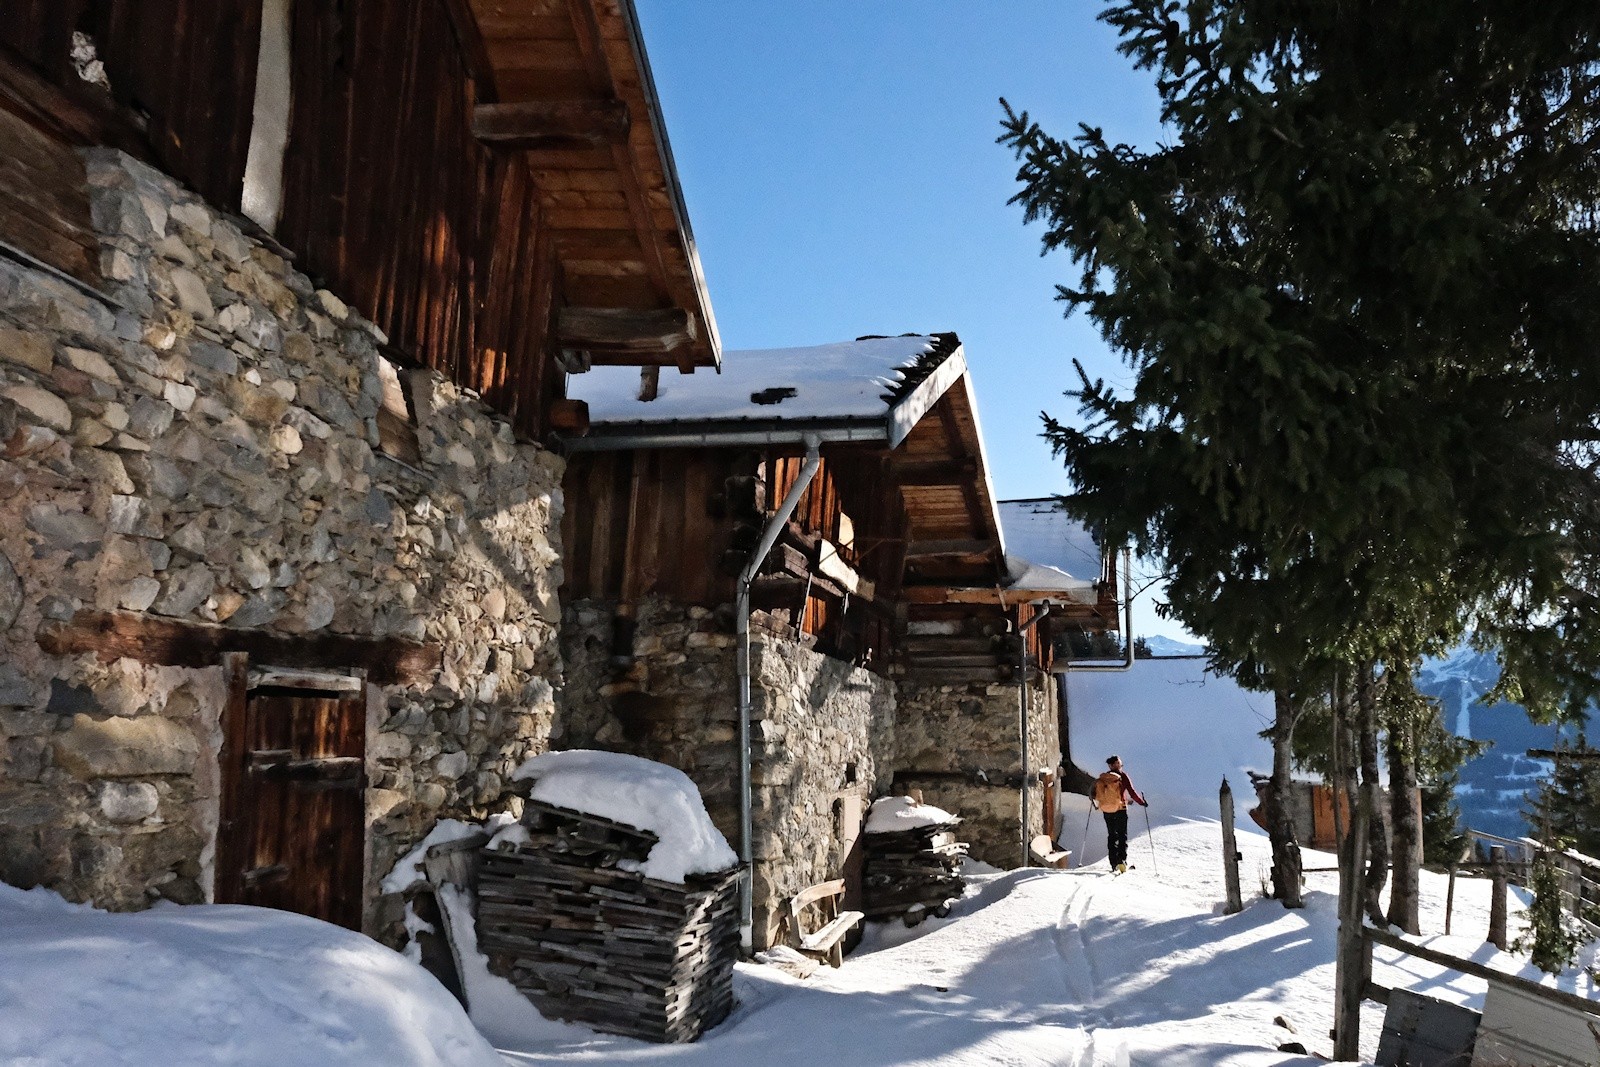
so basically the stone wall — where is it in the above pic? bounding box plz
[895,674,1060,868]
[0,149,565,931]
[747,635,894,947]
[559,598,895,948]
[559,598,741,837]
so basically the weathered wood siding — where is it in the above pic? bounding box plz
[275,0,559,437]
[1,0,564,438]
[562,449,734,606]
[0,101,98,281]
[0,0,262,212]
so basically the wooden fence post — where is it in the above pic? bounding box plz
[1489,846,1508,950]
[1221,777,1243,914]
[1445,863,1457,936]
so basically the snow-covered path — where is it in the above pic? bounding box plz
[493,822,1338,1065]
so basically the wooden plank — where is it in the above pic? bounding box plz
[904,539,997,558]
[38,610,440,686]
[549,398,590,435]
[214,652,252,906]
[556,306,695,355]
[248,666,364,693]
[0,97,98,282]
[901,585,1094,606]
[891,458,980,486]
[474,98,628,149]
[1363,925,1600,1018]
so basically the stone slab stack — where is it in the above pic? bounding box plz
[475,800,740,1043]
[862,818,967,924]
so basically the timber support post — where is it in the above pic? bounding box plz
[1489,846,1508,950]
[1221,777,1243,914]
[1445,863,1457,936]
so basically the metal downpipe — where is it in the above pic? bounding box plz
[1017,605,1051,867]
[735,436,822,951]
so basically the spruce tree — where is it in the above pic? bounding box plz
[1001,2,1600,1052]
[1513,854,1589,974]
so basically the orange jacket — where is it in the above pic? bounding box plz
[1093,770,1147,813]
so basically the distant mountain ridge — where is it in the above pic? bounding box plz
[1143,635,1207,657]
[1415,644,1571,841]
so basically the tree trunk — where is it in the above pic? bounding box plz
[1386,703,1422,933]
[1332,668,1370,1061]
[1357,665,1390,926]
[1266,687,1305,908]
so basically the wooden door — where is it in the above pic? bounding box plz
[216,656,367,930]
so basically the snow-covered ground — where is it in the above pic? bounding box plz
[4,660,1595,1065]
[0,882,505,1066]
[484,823,1537,1066]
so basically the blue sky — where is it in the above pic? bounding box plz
[632,3,1191,642]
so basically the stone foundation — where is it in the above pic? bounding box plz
[0,149,565,932]
[896,675,1060,868]
[560,598,895,948]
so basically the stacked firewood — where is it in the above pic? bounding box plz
[861,817,967,923]
[475,799,740,1043]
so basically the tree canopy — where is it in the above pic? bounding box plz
[1000,0,1600,709]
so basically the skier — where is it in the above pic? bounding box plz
[1093,755,1147,873]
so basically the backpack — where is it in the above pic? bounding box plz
[1094,772,1125,812]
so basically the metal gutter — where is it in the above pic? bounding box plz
[561,421,888,452]
[1054,549,1136,673]
[616,0,723,368]
[735,435,822,951]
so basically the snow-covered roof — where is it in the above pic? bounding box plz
[1000,499,1102,580]
[997,499,1103,601]
[567,334,967,449]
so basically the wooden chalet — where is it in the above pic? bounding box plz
[0,0,724,940]
[558,333,1124,939]
[0,0,717,440]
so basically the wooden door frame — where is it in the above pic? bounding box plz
[214,652,380,933]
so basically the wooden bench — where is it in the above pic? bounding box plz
[1030,834,1072,869]
[787,879,864,967]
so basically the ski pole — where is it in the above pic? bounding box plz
[1079,806,1094,864]
[1143,803,1158,876]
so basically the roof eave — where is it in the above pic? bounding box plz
[560,416,890,452]
[617,0,721,370]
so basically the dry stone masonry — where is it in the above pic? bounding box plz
[0,149,566,929]
[895,675,1060,868]
[560,599,895,947]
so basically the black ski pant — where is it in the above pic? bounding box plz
[1103,809,1129,867]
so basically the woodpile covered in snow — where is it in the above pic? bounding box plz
[862,797,967,923]
[475,752,740,1043]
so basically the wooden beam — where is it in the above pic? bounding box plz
[549,398,590,436]
[900,666,1016,685]
[891,457,979,486]
[902,653,1003,670]
[817,541,875,600]
[38,611,439,686]
[903,636,999,655]
[555,306,696,355]
[473,100,630,150]
[904,538,997,558]
[0,44,151,160]
[901,585,1098,606]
